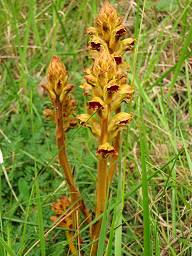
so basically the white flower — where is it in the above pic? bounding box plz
[0,149,4,165]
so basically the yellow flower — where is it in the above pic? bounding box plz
[97,143,116,158]
[108,112,133,139]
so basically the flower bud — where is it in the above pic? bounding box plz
[45,56,69,103]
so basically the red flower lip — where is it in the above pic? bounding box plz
[88,97,104,110]
[97,148,115,157]
[107,84,119,93]
[88,101,103,110]
[114,56,122,65]
[116,28,126,37]
[119,119,129,125]
[97,143,116,158]
[91,42,101,51]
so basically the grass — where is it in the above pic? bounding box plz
[0,0,192,255]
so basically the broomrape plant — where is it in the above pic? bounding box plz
[42,2,134,255]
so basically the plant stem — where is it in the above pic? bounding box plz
[55,99,91,224]
[108,107,121,186]
[91,112,109,255]
[108,131,120,186]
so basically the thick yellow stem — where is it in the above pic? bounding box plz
[91,113,109,255]
[108,131,120,186]
[108,106,121,186]
[91,157,107,256]
[55,99,91,225]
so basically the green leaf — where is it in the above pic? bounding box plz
[18,178,29,201]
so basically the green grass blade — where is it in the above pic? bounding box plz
[35,168,46,256]
[105,209,115,256]
[167,21,192,97]
[97,202,109,256]
[114,162,123,256]
[139,102,151,256]
[17,184,35,255]
[185,61,192,124]
[179,127,192,175]
[0,237,16,256]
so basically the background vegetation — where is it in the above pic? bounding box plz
[0,0,191,255]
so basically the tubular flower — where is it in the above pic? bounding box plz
[97,143,116,158]
[77,114,101,137]
[108,112,133,139]
[43,56,77,131]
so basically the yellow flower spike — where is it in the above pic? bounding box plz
[48,56,67,81]
[94,2,128,55]
[44,55,92,255]
[79,3,135,254]
[97,142,116,158]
